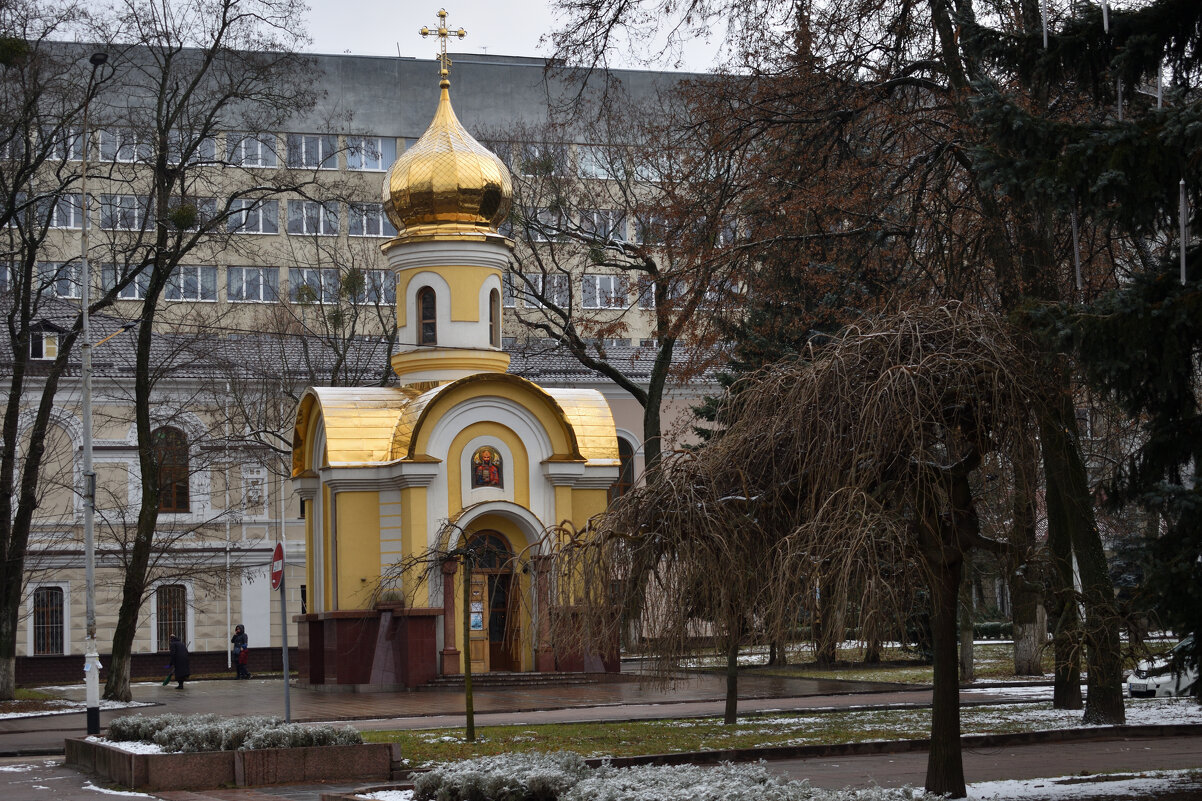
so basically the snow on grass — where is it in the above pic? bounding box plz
[85,736,164,755]
[0,699,152,720]
[968,769,1202,800]
[666,696,1202,751]
[353,767,1199,801]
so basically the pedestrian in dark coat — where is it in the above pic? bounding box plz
[231,624,250,679]
[168,634,191,689]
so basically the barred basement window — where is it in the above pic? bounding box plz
[156,584,187,651]
[32,586,64,655]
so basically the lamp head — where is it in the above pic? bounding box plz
[89,52,108,67]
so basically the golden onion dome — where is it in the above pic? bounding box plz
[383,78,512,238]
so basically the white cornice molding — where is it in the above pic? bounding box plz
[384,239,513,272]
[320,461,443,493]
[542,461,619,488]
[292,479,319,499]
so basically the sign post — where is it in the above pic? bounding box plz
[271,542,291,722]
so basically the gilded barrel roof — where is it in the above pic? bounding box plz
[293,375,619,474]
[543,388,621,463]
[292,387,414,474]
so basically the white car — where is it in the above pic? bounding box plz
[1127,635,1197,698]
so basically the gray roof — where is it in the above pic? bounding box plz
[1,297,674,389]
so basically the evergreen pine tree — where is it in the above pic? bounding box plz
[970,0,1201,673]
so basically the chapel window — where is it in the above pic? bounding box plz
[418,286,437,345]
[489,289,501,347]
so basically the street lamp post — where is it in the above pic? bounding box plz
[80,50,108,737]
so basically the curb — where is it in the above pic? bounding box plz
[318,723,1202,800]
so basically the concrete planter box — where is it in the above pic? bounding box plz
[65,737,399,791]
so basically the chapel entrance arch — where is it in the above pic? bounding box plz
[467,530,519,672]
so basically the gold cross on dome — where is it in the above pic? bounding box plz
[420,8,466,79]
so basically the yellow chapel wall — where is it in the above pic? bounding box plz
[396,265,498,327]
[334,490,381,610]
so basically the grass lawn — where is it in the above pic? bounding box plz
[363,697,1198,767]
[0,687,71,715]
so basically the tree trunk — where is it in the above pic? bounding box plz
[1010,455,1044,675]
[104,241,173,702]
[103,404,160,702]
[926,558,967,798]
[814,574,842,666]
[959,570,974,684]
[724,635,739,725]
[1041,385,1125,724]
[462,554,475,742]
[1045,430,1083,710]
[0,328,79,700]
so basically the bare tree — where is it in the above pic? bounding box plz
[0,0,155,699]
[498,84,750,474]
[547,0,1133,725]
[83,0,325,701]
[564,302,1045,797]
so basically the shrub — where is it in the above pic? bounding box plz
[972,621,1014,640]
[105,713,361,752]
[413,751,590,801]
[241,723,362,751]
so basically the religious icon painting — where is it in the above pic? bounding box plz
[471,446,503,488]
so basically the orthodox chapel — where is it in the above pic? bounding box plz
[289,42,621,688]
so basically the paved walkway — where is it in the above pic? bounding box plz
[1,672,924,753]
[1,673,1198,800]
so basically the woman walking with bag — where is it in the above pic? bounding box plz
[231,624,250,679]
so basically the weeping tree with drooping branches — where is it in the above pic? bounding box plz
[555,302,1046,798]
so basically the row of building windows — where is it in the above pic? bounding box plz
[23,194,396,238]
[8,261,712,313]
[19,127,675,182]
[503,271,719,310]
[14,263,399,305]
[25,129,398,172]
[507,208,739,248]
[29,582,186,656]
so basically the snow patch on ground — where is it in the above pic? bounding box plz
[968,769,1202,800]
[80,781,155,797]
[359,791,414,801]
[84,736,164,754]
[0,764,33,773]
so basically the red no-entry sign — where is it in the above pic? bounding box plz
[271,542,285,590]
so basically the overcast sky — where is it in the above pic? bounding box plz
[303,0,724,72]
